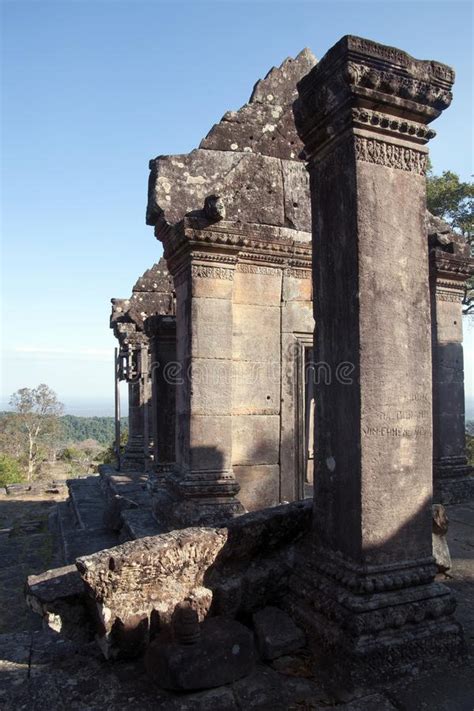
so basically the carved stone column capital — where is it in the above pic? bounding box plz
[296,35,454,163]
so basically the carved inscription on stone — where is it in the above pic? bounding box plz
[362,394,431,439]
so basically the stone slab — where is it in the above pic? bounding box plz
[282,270,312,302]
[233,268,282,306]
[232,415,280,465]
[191,297,233,360]
[188,415,233,471]
[189,360,233,415]
[232,360,280,415]
[234,465,280,511]
[191,269,235,300]
[145,617,255,690]
[253,606,305,660]
[233,303,280,362]
[281,300,313,333]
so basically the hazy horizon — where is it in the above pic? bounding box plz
[1,1,473,407]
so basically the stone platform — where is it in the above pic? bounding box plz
[1,498,473,709]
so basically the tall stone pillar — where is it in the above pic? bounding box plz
[429,217,474,503]
[122,335,152,470]
[147,314,177,472]
[291,36,464,685]
[155,246,245,527]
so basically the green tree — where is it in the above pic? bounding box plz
[426,167,473,315]
[8,385,64,480]
[0,453,25,488]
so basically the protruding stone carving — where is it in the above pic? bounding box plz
[290,35,464,687]
[204,194,226,221]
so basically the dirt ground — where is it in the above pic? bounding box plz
[0,489,67,634]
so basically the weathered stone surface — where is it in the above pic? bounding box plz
[233,465,280,511]
[432,504,452,573]
[290,34,464,687]
[200,49,316,161]
[145,616,255,690]
[232,361,280,415]
[232,415,280,465]
[282,269,312,302]
[191,297,233,359]
[74,500,311,658]
[149,150,287,227]
[233,268,282,306]
[143,48,314,525]
[252,606,305,660]
[16,503,474,708]
[430,215,474,504]
[147,50,315,231]
[233,303,280,361]
[281,300,313,333]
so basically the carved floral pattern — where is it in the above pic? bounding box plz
[355,136,428,174]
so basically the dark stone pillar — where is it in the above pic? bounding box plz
[290,35,464,686]
[147,315,177,472]
[122,339,152,470]
[429,230,474,503]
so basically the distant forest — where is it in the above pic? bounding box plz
[60,415,128,445]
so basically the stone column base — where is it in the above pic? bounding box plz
[152,469,246,528]
[434,458,474,504]
[286,543,466,690]
[122,436,146,471]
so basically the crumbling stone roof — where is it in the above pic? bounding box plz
[200,48,316,160]
[427,212,471,258]
[111,257,175,342]
[147,50,316,233]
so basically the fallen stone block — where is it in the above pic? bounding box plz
[25,565,94,644]
[252,606,305,660]
[24,500,311,660]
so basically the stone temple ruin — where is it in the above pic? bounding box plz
[26,36,474,701]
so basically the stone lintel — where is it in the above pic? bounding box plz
[157,218,311,281]
[432,251,474,289]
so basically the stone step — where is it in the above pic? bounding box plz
[57,500,78,534]
[62,528,119,565]
[68,477,108,531]
[120,509,165,540]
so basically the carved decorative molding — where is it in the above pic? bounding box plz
[296,36,454,158]
[192,252,238,266]
[436,291,464,303]
[434,253,474,279]
[352,108,436,141]
[191,265,235,280]
[355,136,428,174]
[310,545,436,593]
[236,264,281,275]
[286,267,312,280]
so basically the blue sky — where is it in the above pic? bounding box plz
[1,0,473,416]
